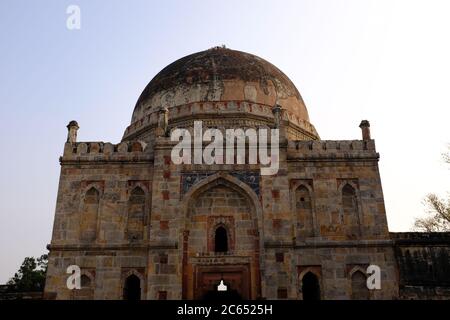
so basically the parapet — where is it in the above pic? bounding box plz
[287,139,378,161]
[62,140,150,163]
[390,232,450,245]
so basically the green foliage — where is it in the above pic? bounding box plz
[7,254,48,292]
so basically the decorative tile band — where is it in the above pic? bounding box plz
[181,171,260,196]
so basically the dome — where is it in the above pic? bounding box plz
[125,47,319,140]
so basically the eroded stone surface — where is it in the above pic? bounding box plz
[44,48,449,300]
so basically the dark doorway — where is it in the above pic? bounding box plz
[215,226,228,252]
[194,265,251,300]
[123,274,141,300]
[351,271,369,300]
[202,281,242,301]
[302,272,321,300]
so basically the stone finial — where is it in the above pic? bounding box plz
[272,104,282,128]
[66,120,79,143]
[156,107,169,137]
[359,120,371,141]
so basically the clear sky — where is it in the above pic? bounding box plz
[0,0,449,283]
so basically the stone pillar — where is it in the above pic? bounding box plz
[359,120,371,141]
[272,104,282,129]
[156,107,169,137]
[66,120,79,143]
[272,104,287,142]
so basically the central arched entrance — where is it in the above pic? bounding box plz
[194,264,251,300]
[181,173,263,300]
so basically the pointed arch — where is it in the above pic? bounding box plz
[350,269,370,300]
[122,270,145,300]
[340,182,361,238]
[80,186,100,242]
[342,183,357,211]
[84,186,100,203]
[80,274,92,288]
[295,185,314,238]
[126,185,146,241]
[80,184,103,200]
[130,185,145,196]
[181,172,263,242]
[123,274,141,300]
[206,217,235,253]
[214,225,229,252]
[180,172,264,299]
[74,270,95,300]
[301,272,321,300]
[298,266,322,300]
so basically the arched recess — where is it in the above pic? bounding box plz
[298,267,322,300]
[126,185,147,241]
[181,173,264,252]
[122,270,145,300]
[79,186,101,242]
[74,271,95,300]
[294,185,314,238]
[339,182,362,239]
[299,270,321,300]
[180,172,264,299]
[214,225,229,253]
[349,266,370,300]
[206,218,235,253]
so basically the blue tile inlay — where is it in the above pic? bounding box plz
[181,171,260,196]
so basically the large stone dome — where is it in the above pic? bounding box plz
[124,47,319,141]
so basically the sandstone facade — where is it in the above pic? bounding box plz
[44,47,449,300]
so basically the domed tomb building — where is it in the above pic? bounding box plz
[44,47,449,300]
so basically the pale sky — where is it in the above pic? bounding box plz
[0,0,449,283]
